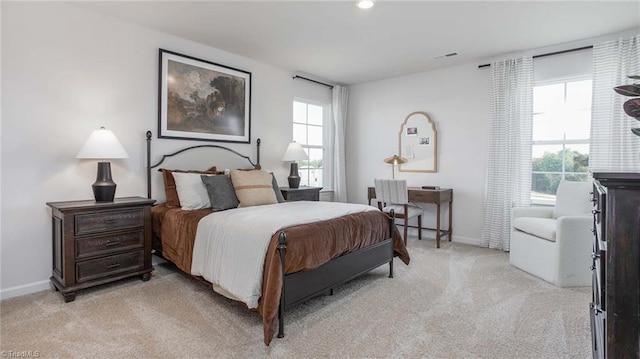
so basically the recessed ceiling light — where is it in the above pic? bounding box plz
[357,1,374,9]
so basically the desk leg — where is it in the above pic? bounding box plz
[448,200,453,242]
[436,203,441,248]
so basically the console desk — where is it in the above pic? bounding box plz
[367,187,453,248]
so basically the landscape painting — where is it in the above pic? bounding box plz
[159,49,251,143]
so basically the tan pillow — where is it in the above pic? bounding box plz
[230,169,277,207]
[160,166,217,208]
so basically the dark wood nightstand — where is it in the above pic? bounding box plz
[46,196,155,302]
[280,186,322,201]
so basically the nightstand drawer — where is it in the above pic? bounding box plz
[76,230,145,259]
[75,208,144,235]
[288,191,319,201]
[76,250,144,283]
[280,187,322,201]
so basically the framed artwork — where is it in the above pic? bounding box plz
[158,49,251,143]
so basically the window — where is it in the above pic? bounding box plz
[293,99,329,188]
[531,78,592,203]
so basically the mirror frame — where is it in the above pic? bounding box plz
[398,111,438,173]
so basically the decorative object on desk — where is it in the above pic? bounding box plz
[76,127,129,202]
[383,155,407,179]
[158,49,251,143]
[282,142,308,188]
[614,75,640,137]
[399,111,438,173]
[421,185,440,190]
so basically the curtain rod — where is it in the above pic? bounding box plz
[293,75,334,89]
[477,45,594,69]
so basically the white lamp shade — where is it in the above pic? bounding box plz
[76,127,129,159]
[281,142,308,162]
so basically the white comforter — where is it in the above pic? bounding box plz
[191,201,377,308]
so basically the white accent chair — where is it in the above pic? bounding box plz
[509,180,593,287]
[374,179,423,245]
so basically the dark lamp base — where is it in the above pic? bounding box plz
[288,176,301,189]
[92,162,117,202]
[288,162,301,189]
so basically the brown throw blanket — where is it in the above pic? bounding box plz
[151,205,410,345]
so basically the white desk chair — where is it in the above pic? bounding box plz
[374,179,423,245]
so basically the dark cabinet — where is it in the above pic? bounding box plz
[591,173,640,359]
[47,197,155,302]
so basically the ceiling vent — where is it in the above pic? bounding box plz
[433,52,459,60]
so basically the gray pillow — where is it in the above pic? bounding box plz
[272,174,285,203]
[201,175,239,210]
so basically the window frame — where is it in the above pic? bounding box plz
[531,75,592,206]
[292,98,333,190]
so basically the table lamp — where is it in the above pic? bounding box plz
[281,142,308,188]
[383,155,407,179]
[77,126,129,202]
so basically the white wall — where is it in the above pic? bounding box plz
[1,2,294,298]
[348,64,490,244]
[347,29,639,245]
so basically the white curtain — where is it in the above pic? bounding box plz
[590,34,640,172]
[480,57,534,251]
[332,85,349,202]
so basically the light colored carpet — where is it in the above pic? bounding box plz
[1,236,591,358]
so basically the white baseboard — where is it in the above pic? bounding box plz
[451,235,481,246]
[0,280,51,301]
[404,227,481,246]
[2,256,167,301]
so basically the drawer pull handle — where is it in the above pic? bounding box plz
[105,241,119,247]
[590,265,596,270]
[592,209,601,215]
[105,219,118,224]
[591,253,601,259]
[106,263,121,269]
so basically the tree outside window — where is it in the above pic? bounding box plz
[531,79,592,203]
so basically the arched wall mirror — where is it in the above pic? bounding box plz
[399,111,438,173]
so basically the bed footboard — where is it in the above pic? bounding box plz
[277,210,396,339]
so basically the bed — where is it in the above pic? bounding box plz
[145,131,410,345]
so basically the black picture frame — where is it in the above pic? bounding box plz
[158,49,251,143]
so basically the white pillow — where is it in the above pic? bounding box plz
[172,172,214,210]
[553,179,592,219]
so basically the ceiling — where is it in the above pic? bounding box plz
[76,1,640,85]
